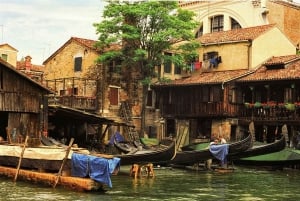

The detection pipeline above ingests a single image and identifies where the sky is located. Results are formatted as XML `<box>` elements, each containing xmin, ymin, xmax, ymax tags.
<box><xmin>1</xmin><ymin>0</ymin><xmax>300</xmax><ymax>65</ymax></box>
<box><xmin>0</xmin><ymin>0</ymin><xmax>106</xmax><ymax>65</ymax></box>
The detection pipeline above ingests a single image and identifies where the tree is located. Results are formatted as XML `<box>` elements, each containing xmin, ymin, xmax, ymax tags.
<box><xmin>93</xmin><ymin>0</ymin><xmax>200</xmax><ymax>136</ymax></box>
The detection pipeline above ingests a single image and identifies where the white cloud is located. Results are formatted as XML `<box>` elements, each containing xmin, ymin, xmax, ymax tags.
<box><xmin>0</xmin><ymin>0</ymin><xmax>106</xmax><ymax>65</ymax></box>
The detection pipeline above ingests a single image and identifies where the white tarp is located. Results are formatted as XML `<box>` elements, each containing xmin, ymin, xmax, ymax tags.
<box><xmin>0</xmin><ymin>145</ymin><xmax>89</xmax><ymax>160</ymax></box>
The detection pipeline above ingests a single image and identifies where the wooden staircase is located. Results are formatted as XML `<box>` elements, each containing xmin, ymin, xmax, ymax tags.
<box><xmin>119</xmin><ymin>101</ymin><xmax>139</xmax><ymax>141</ymax></box>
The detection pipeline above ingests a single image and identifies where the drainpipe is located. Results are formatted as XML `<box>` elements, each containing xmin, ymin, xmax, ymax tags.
<box><xmin>248</xmin><ymin>39</ymin><xmax>252</xmax><ymax>69</ymax></box>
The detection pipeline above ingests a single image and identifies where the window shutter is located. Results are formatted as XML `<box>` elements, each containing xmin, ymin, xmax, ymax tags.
<box><xmin>74</xmin><ymin>57</ymin><xmax>82</xmax><ymax>72</ymax></box>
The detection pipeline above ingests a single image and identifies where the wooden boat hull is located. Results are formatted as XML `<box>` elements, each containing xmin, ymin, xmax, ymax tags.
<box><xmin>235</xmin><ymin>148</ymin><xmax>300</xmax><ymax>166</ymax></box>
<box><xmin>170</xmin><ymin>133</ymin><xmax>252</xmax><ymax>165</ymax></box>
<box><xmin>0</xmin><ymin>144</ymin><xmax>120</xmax><ymax>190</ymax></box>
<box><xmin>115</xmin><ymin>138</ymin><xmax>176</xmax><ymax>165</ymax></box>
<box><xmin>0</xmin><ymin>165</ymin><xmax>102</xmax><ymax>191</ymax></box>
<box><xmin>231</xmin><ymin>135</ymin><xmax>286</xmax><ymax>160</ymax></box>
<box><xmin>0</xmin><ymin>156</ymin><xmax>71</xmax><ymax>172</ymax></box>
<box><xmin>114</xmin><ymin>141</ymin><xmax>138</xmax><ymax>154</ymax></box>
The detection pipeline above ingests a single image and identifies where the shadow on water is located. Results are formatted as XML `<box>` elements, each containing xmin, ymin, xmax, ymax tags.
<box><xmin>0</xmin><ymin>166</ymin><xmax>300</xmax><ymax>201</ymax></box>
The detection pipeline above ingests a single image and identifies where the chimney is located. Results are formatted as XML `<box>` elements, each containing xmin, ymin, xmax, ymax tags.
<box><xmin>25</xmin><ymin>55</ymin><xmax>32</xmax><ymax>70</ymax></box>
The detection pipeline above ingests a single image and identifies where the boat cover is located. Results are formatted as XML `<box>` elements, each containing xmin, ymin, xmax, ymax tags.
<box><xmin>0</xmin><ymin>145</ymin><xmax>84</xmax><ymax>160</ymax></box>
<box><xmin>209</xmin><ymin>144</ymin><xmax>229</xmax><ymax>165</ymax></box>
<box><xmin>108</xmin><ymin>131</ymin><xmax>125</xmax><ymax>145</ymax></box>
<box><xmin>71</xmin><ymin>153</ymin><xmax>120</xmax><ymax>188</ymax></box>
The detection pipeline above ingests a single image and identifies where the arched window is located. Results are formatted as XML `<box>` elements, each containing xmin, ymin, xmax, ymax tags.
<box><xmin>211</xmin><ymin>15</ymin><xmax>223</xmax><ymax>32</ymax></box>
<box><xmin>195</xmin><ymin>25</ymin><xmax>203</xmax><ymax>38</ymax></box>
<box><xmin>230</xmin><ymin>17</ymin><xmax>242</xmax><ymax>30</ymax></box>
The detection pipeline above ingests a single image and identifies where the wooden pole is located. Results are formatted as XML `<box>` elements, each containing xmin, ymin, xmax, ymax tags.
<box><xmin>14</xmin><ymin>135</ymin><xmax>29</xmax><ymax>182</ymax></box>
<box><xmin>53</xmin><ymin>138</ymin><xmax>74</xmax><ymax>188</ymax></box>
<box><xmin>6</xmin><ymin>127</ymin><xmax>11</xmax><ymax>144</ymax></box>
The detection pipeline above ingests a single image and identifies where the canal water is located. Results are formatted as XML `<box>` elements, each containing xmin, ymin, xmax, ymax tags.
<box><xmin>0</xmin><ymin>165</ymin><xmax>299</xmax><ymax>201</ymax></box>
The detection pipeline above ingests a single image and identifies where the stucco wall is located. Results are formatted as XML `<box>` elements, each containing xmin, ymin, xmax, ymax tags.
<box><xmin>198</xmin><ymin>42</ymin><xmax>249</xmax><ymax>71</ymax></box>
<box><xmin>181</xmin><ymin>0</ymin><xmax>268</xmax><ymax>34</ymax></box>
<box><xmin>0</xmin><ymin>44</ymin><xmax>18</xmax><ymax>67</ymax></box>
<box><xmin>251</xmin><ymin>27</ymin><xmax>296</xmax><ymax>68</ymax></box>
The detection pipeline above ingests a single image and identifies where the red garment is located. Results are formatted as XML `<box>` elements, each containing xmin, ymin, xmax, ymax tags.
<box><xmin>194</xmin><ymin>61</ymin><xmax>202</xmax><ymax>70</ymax></box>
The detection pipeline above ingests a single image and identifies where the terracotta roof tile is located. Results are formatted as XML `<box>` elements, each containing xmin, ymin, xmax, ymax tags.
<box><xmin>157</xmin><ymin>69</ymin><xmax>250</xmax><ymax>86</ymax></box>
<box><xmin>264</xmin><ymin>55</ymin><xmax>300</xmax><ymax>65</ymax></box>
<box><xmin>72</xmin><ymin>37</ymin><xmax>98</xmax><ymax>50</ymax></box>
<box><xmin>17</xmin><ymin>61</ymin><xmax>44</xmax><ymax>72</ymax></box>
<box><xmin>199</xmin><ymin>24</ymin><xmax>276</xmax><ymax>45</ymax></box>
<box><xmin>238</xmin><ymin>55</ymin><xmax>300</xmax><ymax>82</ymax></box>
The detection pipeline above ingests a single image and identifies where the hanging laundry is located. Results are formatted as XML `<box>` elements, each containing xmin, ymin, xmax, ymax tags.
<box><xmin>194</xmin><ymin>61</ymin><xmax>202</xmax><ymax>70</ymax></box>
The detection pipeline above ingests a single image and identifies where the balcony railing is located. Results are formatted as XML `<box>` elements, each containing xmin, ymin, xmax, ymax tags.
<box><xmin>239</xmin><ymin>102</ymin><xmax>300</xmax><ymax>121</ymax></box>
<box><xmin>48</xmin><ymin>95</ymin><xmax>97</xmax><ymax>111</ymax></box>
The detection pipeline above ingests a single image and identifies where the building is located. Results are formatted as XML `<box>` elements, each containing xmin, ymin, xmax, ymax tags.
<box><xmin>153</xmin><ymin>24</ymin><xmax>298</xmax><ymax>146</ymax></box>
<box><xmin>0</xmin><ymin>43</ymin><xmax>18</xmax><ymax>67</ymax></box>
<box><xmin>179</xmin><ymin>0</ymin><xmax>300</xmax><ymax>46</ymax></box>
<box><xmin>43</xmin><ymin>37</ymin><xmax>139</xmax><ymax>145</ymax></box>
<box><xmin>0</xmin><ymin>58</ymin><xmax>51</xmax><ymax>145</ymax></box>
<box><xmin>16</xmin><ymin>55</ymin><xmax>44</xmax><ymax>83</ymax></box>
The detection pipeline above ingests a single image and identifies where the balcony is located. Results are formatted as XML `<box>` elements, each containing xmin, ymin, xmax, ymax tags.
<box><xmin>239</xmin><ymin>102</ymin><xmax>300</xmax><ymax>123</ymax></box>
<box><xmin>48</xmin><ymin>95</ymin><xmax>96</xmax><ymax>111</ymax></box>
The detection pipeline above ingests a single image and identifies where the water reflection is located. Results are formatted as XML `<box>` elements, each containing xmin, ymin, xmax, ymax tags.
<box><xmin>0</xmin><ymin>166</ymin><xmax>299</xmax><ymax>201</ymax></box>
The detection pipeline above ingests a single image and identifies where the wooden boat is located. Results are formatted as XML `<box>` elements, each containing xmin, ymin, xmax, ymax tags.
<box><xmin>0</xmin><ymin>165</ymin><xmax>102</xmax><ymax>191</ymax></box>
<box><xmin>140</xmin><ymin>138</ymin><xmax>160</xmax><ymax>146</ymax></box>
<box><xmin>170</xmin><ymin>133</ymin><xmax>252</xmax><ymax>165</ymax></box>
<box><xmin>234</xmin><ymin>147</ymin><xmax>300</xmax><ymax>167</ymax></box>
<box><xmin>230</xmin><ymin>134</ymin><xmax>286</xmax><ymax>160</ymax></box>
<box><xmin>0</xmin><ymin>140</ymin><xmax>121</xmax><ymax>191</ymax></box>
<box><xmin>213</xmin><ymin>167</ymin><xmax>235</xmax><ymax>173</ymax></box>
<box><xmin>114</xmin><ymin>138</ymin><xmax>176</xmax><ymax>165</ymax></box>
<box><xmin>113</xmin><ymin>141</ymin><xmax>138</xmax><ymax>154</ymax></box>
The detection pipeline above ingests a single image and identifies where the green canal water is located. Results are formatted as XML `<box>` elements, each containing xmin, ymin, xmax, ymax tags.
<box><xmin>0</xmin><ymin>166</ymin><xmax>299</xmax><ymax>201</ymax></box>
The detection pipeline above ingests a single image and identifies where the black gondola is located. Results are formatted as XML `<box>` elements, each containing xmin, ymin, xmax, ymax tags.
<box><xmin>170</xmin><ymin>133</ymin><xmax>253</xmax><ymax>165</ymax></box>
<box><xmin>114</xmin><ymin>138</ymin><xmax>176</xmax><ymax>165</ymax></box>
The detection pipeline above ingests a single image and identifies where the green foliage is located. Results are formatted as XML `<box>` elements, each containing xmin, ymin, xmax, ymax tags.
<box><xmin>94</xmin><ymin>0</ymin><xmax>200</xmax><ymax>85</ymax></box>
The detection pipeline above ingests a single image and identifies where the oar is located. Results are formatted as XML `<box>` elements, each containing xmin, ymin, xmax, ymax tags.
<box><xmin>53</xmin><ymin>138</ymin><xmax>74</xmax><ymax>188</ymax></box>
<box><xmin>14</xmin><ymin>135</ymin><xmax>29</xmax><ymax>182</ymax></box>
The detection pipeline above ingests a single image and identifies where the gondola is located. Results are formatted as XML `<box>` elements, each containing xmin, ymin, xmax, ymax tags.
<box><xmin>114</xmin><ymin>138</ymin><xmax>176</xmax><ymax>165</ymax></box>
<box><xmin>170</xmin><ymin>133</ymin><xmax>253</xmax><ymax>165</ymax></box>
<box><xmin>113</xmin><ymin>141</ymin><xmax>138</xmax><ymax>154</ymax></box>
<box><xmin>234</xmin><ymin>147</ymin><xmax>300</xmax><ymax>167</ymax></box>
<box><xmin>230</xmin><ymin>134</ymin><xmax>286</xmax><ymax>160</ymax></box>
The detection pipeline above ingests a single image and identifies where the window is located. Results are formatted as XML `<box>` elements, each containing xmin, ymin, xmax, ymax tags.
<box><xmin>229</xmin><ymin>87</ymin><xmax>243</xmax><ymax>104</ymax></box>
<box><xmin>1</xmin><ymin>54</ymin><xmax>8</xmax><ymax>61</ymax></box>
<box><xmin>231</xmin><ymin>18</ymin><xmax>241</xmax><ymax>30</ymax></box>
<box><xmin>164</xmin><ymin>53</ymin><xmax>172</xmax><ymax>74</ymax></box>
<box><xmin>74</xmin><ymin>57</ymin><xmax>82</xmax><ymax>72</ymax></box>
<box><xmin>211</xmin><ymin>15</ymin><xmax>223</xmax><ymax>32</ymax></box>
<box><xmin>195</xmin><ymin>25</ymin><xmax>203</xmax><ymax>38</ymax></box>
<box><xmin>67</xmin><ymin>87</ymin><xmax>78</xmax><ymax>95</ymax></box>
<box><xmin>203</xmin><ymin>51</ymin><xmax>221</xmax><ymax>68</ymax></box>
<box><xmin>174</xmin><ymin>63</ymin><xmax>181</xmax><ymax>74</ymax></box>
<box><xmin>202</xmin><ymin>87</ymin><xmax>209</xmax><ymax>102</ymax></box>
<box><xmin>147</xmin><ymin>90</ymin><xmax>154</xmax><ymax>107</ymax></box>
<box><xmin>284</xmin><ymin>88</ymin><xmax>293</xmax><ymax>103</ymax></box>
<box><xmin>108</xmin><ymin>59</ymin><xmax>122</xmax><ymax>73</ymax></box>
<box><xmin>0</xmin><ymin>68</ymin><xmax>3</xmax><ymax>89</ymax></box>
<box><xmin>109</xmin><ymin>87</ymin><xmax>119</xmax><ymax>106</ymax></box>
<box><xmin>211</xmin><ymin>86</ymin><xmax>222</xmax><ymax>102</ymax></box>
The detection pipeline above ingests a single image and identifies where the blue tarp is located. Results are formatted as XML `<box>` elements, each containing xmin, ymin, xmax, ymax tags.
<box><xmin>71</xmin><ymin>153</ymin><xmax>120</xmax><ymax>188</ymax></box>
<box><xmin>209</xmin><ymin>144</ymin><xmax>229</xmax><ymax>165</ymax></box>
<box><xmin>108</xmin><ymin>131</ymin><xmax>125</xmax><ymax>145</ymax></box>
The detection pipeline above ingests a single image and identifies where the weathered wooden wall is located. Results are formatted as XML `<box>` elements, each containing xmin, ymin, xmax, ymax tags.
<box><xmin>0</xmin><ymin>61</ymin><xmax>49</xmax><ymax>141</ymax></box>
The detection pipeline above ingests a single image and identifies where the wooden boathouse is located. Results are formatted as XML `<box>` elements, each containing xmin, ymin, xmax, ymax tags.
<box><xmin>0</xmin><ymin>58</ymin><xmax>52</xmax><ymax>144</ymax></box>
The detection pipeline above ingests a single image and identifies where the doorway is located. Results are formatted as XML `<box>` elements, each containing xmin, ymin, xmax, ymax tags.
<box><xmin>0</xmin><ymin>112</ymin><xmax>8</xmax><ymax>140</ymax></box>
